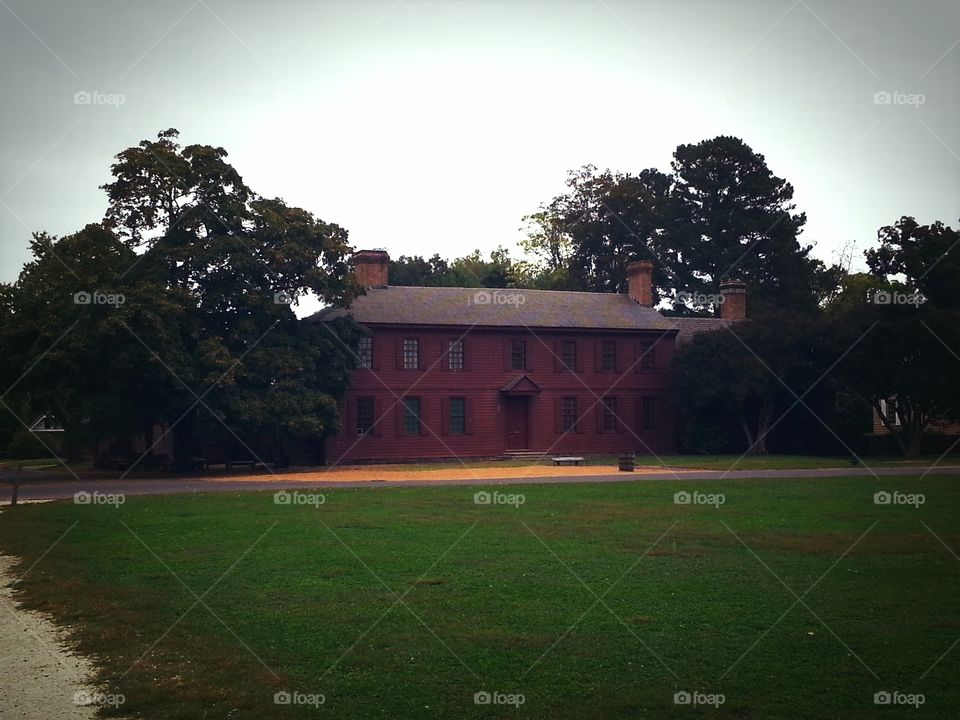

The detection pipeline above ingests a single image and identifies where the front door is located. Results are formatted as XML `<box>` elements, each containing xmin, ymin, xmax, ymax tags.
<box><xmin>505</xmin><ymin>397</ymin><xmax>529</xmax><ymax>450</ymax></box>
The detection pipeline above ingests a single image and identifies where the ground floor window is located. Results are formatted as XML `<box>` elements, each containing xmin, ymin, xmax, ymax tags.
<box><xmin>562</xmin><ymin>397</ymin><xmax>578</xmax><ymax>432</ymax></box>
<box><xmin>602</xmin><ymin>397</ymin><xmax>617</xmax><ymax>432</ymax></box>
<box><xmin>356</xmin><ymin>397</ymin><xmax>374</xmax><ymax>435</ymax></box>
<box><xmin>449</xmin><ymin>397</ymin><xmax>466</xmax><ymax>434</ymax></box>
<box><xmin>403</xmin><ymin>397</ymin><xmax>421</xmax><ymax>435</ymax></box>
<box><xmin>641</xmin><ymin>396</ymin><xmax>655</xmax><ymax>431</ymax></box>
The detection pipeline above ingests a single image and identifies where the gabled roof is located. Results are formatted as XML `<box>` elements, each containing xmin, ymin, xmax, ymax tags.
<box><xmin>500</xmin><ymin>374</ymin><xmax>541</xmax><ymax>395</ymax></box>
<box><xmin>310</xmin><ymin>286</ymin><xmax>678</xmax><ymax>332</ymax></box>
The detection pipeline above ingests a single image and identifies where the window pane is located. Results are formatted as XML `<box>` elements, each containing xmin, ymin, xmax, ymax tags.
<box><xmin>602</xmin><ymin>340</ymin><xmax>616</xmax><ymax>371</ymax></box>
<box><xmin>642</xmin><ymin>396</ymin><xmax>655</xmax><ymax>431</ymax></box>
<box><xmin>640</xmin><ymin>342</ymin><xmax>655</xmax><ymax>370</ymax></box>
<box><xmin>561</xmin><ymin>341</ymin><xmax>576</xmax><ymax>371</ymax></box>
<box><xmin>602</xmin><ymin>397</ymin><xmax>617</xmax><ymax>432</ymax></box>
<box><xmin>450</xmin><ymin>397</ymin><xmax>466</xmax><ymax>434</ymax></box>
<box><xmin>511</xmin><ymin>340</ymin><xmax>526</xmax><ymax>370</ymax></box>
<box><xmin>358</xmin><ymin>337</ymin><xmax>373</xmax><ymax>368</ymax></box>
<box><xmin>403</xmin><ymin>339</ymin><xmax>419</xmax><ymax>369</ymax></box>
<box><xmin>448</xmin><ymin>340</ymin><xmax>464</xmax><ymax>370</ymax></box>
<box><xmin>404</xmin><ymin>397</ymin><xmax>420</xmax><ymax>435</ymax></box>
<box><xmin>357</xmin><ymin>397</ymin><xmax>374</xmax><ymax>435</ymax></box>
<box><xmin>562</xmin><ymin>397</ymin><xmax>577</xmax><ymax>432</ymax></box>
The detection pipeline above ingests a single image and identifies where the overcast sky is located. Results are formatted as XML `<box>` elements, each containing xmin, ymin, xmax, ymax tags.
<box><xmin>2</xmin><ymin>0</ymin><xmax>958</xmax><ymax>299</ymax></box>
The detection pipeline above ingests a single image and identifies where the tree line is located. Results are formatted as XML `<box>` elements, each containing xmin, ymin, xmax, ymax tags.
<box><xmin>392</xmin><ymin>137</ymin><xmax>960</xmax><ymax>457</ymax></box>
<box><xmin>1</xmin><ymin>130</ymin><xmax>957</xmax><ymax>463</ymax></box>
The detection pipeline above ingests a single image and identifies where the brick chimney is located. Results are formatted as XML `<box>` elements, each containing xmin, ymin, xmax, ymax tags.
<box><xmin>626</xmin><ymin>260</ymin><xmax>654</xmax><ymax>307</ymax></box>
<box><xmin>352</xmin><ymin>250</ymin><xmax>390</xmax><ymax>288</ymax></box>
<box><xmin>719</xmin><ymin>280</ymin><xmax>747</xmax><ymax>320</ymax></box>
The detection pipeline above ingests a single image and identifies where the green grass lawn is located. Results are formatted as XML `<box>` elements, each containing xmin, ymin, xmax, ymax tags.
<box><xmin>1</xmin><ymin>477</ymin><xmax>959</xmax><ymax>719</ymax></box>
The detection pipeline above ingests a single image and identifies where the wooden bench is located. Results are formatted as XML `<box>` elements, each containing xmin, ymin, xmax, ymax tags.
<box><xmin>225</xmin><ymin>458</ymin><xmax>259</xmax><ymax>469</ymax></box>
<box><xmin>552</xmin><ymin>456</ymin><xmax>585</xmax><ymax>466</ymax></box>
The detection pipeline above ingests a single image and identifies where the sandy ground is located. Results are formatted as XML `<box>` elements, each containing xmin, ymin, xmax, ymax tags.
<box><xmin>206</xmin><ymin>463</ymin><xmax>692</xmax><ymax>483</ymax></box>
<box><xmin>0</xmin><ymin>555</ymin><xmax>108</xmax><ymax>720</ymax></box>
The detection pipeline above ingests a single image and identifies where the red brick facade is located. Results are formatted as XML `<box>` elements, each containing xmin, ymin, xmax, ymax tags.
<box><xmin>325</xmin><ymin>325</ymin><xmax>678</xmax><ymax>464</ymax></box>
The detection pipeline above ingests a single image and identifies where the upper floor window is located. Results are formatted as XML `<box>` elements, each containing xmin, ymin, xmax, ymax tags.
<box><xmin>403</xmin><ymin>397</ymin><xmax>421</xmax><ymax>435</ymax></box>
<box><xmin>403</xmin><ymin>338</ymin><xmax>419</xmax><ymax>369</ymax></box>
<box><xmin>639</xmin><ymin>341</ymin><xmax>655</xmax><ymax>371</ymax></box>
<box><xmin>511</xmin><ymin>340</ymin><xmax>527</xmax><ymax>371</ymax></box>
<box><xmin>357</xmin><ymin>337</ymin><xmax>373</xmax><ymax>368</ymax></box>
<box><xmin>356</xmin><ymin>397</ymin><xmax>374</xmax><ymax>435</ymax></box>
<box><xmin>602</xmin><ymin>397</ymin><xmax>617</xmax><ymax>432</ymax></box>
<box><xmin>560</xmin><ymin>340</ymin><xmax>576</xmax><ymax>371</ymax></box>
<box><xmin>601</xmin><ymin>340</ymin><xmax>616</xmax><ymax>372</ymax></box>
<box><xmin>448</xmin><ymin>339</ymin><xmax>464</xmax><ymax>370</ymax></box>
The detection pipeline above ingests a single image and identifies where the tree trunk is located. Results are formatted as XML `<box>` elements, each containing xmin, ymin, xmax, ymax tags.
<box><xmin>173</xmin><ymin>412</ymin><xmax>197</xmax><ymax>471</ymax></box>
<box><xmin>904</xmin><ymin>413</ymin><xmax>927</xmax><ymax>458</ymax></box>
<box><xmin>874</xmin><ymin>400</ymin><xmax>908</xmax><ymax>455</ymax></box>
<box><xmin>739</xmin><ymin>412</ymin><xmax>756</xmax><ymax>453</ymax></box>
<box><xmin>751</xmin><ymin>398</ymin><xmax>775</xmax><ymax>455</ymax></box>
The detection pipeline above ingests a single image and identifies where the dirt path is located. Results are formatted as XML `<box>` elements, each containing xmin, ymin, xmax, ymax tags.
<box><xmin>208</xmin><ymin>463</ymin><xmax>683</xmax><ymax>483</ymax></box>
<box><xmin>0</xmin><ymin>555</ymin><xmax>108</xmax><ymax>719</ymax></box>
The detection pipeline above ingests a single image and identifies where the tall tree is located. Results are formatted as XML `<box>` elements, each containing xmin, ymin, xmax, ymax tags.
<box><xmin>389</xmin><ymin>254</ymin><xmax>451</xmax><ymax>286</ymax></box>
<box><xmin>866</xmin><ymin>216</ymin><xmax>960</xmax><ymax>310</ymax></box>
<box><xmin>543</xmin><ymin>166</ymin><xmax>675</xmax><ymax>297</ymax></box>
<box><xmin>673</xmin><ymin>314</ymin><xmax>826</xmax><ymax>454</ymax></box>
<box><xmin>830</xmin><ymin>303</ymin><xmax>960</xmax><ymax>457</ymax></box>
<box><xmin>669</xmin><ymin>136</ymin><xmax>821</xmax><ymax>315</ymax></box>
<box><xmin>830</xmin><ymin>217</ymin><xmax>960</xmax><ymax>456</ymax></box>
<box><xmin>3</xmin><ymin>129</ymin><xmax>361</xmax><ymax>467</ymax></box>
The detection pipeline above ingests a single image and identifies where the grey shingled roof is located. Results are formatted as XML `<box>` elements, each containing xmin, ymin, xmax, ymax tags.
<box><xmin>670</xmin><ymin>317</ymin><xmax>734</xmax><ymax>345</ymax></box>
<box><xmin>310</xmin><ymin>286</ymin><xmax>678</xmax><ymax>332</ymax></box>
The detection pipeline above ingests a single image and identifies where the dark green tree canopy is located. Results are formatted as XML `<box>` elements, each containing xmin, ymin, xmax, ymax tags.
<box><xmin>866</xmin><ymin>216</ymin><xmax>960</xmax><ymax>310</ymax></box>
<box><xmin>2</xmin><ymin>130</ymin><xmax>362</xmax><ymax>466</ymax></box>
<box><xmin>523</xmin><ymin>137</ymin><xmax>831</xmax><ymax>315</ymax></box>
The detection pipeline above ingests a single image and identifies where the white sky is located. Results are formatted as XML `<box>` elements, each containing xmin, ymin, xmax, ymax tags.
<box><xmin>1</xmin><ymin>0</ymin><xmax>958</xmax><ymax>319</ymax></box>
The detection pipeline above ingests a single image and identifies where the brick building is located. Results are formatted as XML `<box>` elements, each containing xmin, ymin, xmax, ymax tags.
<box><xmin>313</xmin><ymin>250</ymin><xmax>744</xmax><ymax>464</ymax></box>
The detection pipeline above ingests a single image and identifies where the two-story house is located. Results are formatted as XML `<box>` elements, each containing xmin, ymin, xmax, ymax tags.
<box><xmin>312</xmin><ymin>250</ymin><xmax>745</xmax><ymax>464</ymax></box>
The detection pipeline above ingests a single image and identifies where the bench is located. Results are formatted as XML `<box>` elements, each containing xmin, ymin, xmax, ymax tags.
<box><xmin>552</xmin><ymin>456</ymin><xmax>585</xmax><ymax>466</ymax></box>
<box><xmin>225</xmin><ymin>458</ymin><xmax>259</xmax><ymax>469</ymax></box>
